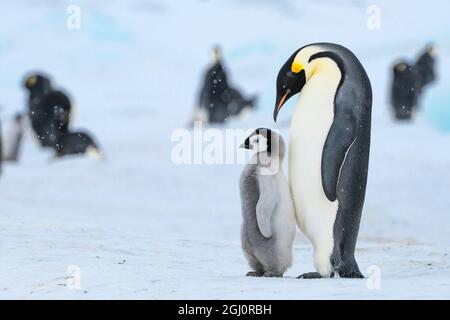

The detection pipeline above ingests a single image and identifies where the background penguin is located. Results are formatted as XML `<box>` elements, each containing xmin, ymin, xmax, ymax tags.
<box><xmin>55</xmin><ymin>130</ymin><xmax>101</xmax><ymax>158</ymax></box>
<box><xmin>23</xmin><ymin>73</ymin><xmax>72</xmax><ymax>148</ymax></box>
<box><xmin>194</xmin><ymin>46</ymin><xmax>257</xmax><ymax>124</ymax></box>
<box><xmin>239</xmin><ymin>128</ymin><xmax>296</xmax><ymax>277</ymax></box>
<box><xmin>225</xmin><ymin>87</ymin><xmax>257</xmax><ymax>118</ymax></box>
<box><xmin>415</xmin><ymin>44</ymin><xmax>437</xmax><ymax>92</ymax></box>
<box><xmin>2</xmin><ymin>113</ymin><xmax>24</xmax><ymax>162</ymax></box>
<box><xmin>274</xmin><ymin>43</ymin><xmax>372</xmax><ymax>279</ymax></box>
<box><xmin>198</xmin><ymin>47</ymin><xmax>229</xmax><ymax>123</ymax></box>
<box><xmin>390</xmin><ymin>61</ymin><xmax>420</xmax><ymax>120</ymax></box>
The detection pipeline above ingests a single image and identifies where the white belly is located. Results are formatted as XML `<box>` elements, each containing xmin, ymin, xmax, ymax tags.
<box><xmin>288</xmin><ymin>71</ymin><xmax>340</xmax><ymax>275</ymax></box>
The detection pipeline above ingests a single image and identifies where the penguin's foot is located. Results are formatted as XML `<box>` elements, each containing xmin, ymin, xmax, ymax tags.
<box><xmin>297</xmin><ymin>272</ymin><xmax>335</xmax><ymax>279</ymax></box>
<box><xmin>338</xmin><ymin>268</ymin><xmax>364</xmax><ymax>278</ymax></box>
<box><xmin>246</xmin><ymin>271</ymin><xmax>264</xmax><ymax>277</ymax></box>
<box><xmin>297</xmin><ymin>272</ymin><xmax>322</xmax><ymax>279</ymax></box>
<box><xmin>263</xmin><ymin>272</ymin><xmax>282</xmax><ymax>278</ymax></box>
<box><xmin>338</xmin><ymin>259</ymin><xmax>364</xmax><ymax>278</ymax></box>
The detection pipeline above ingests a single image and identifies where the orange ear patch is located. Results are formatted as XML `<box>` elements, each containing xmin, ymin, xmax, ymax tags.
<box><xmin>291</xmin><ymin>61</ymin><xmax>304</xmax><ymax>73</ymax></box>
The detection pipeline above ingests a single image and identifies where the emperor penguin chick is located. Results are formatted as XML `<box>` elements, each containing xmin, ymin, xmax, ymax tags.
<box><xmin>239</xmin><ymin>128</ymin><xmax>296</xmax><ymax>277</ymax></box>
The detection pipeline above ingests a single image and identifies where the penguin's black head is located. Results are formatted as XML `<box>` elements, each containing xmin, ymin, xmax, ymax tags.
<box><xmin>23</xmin><ymin>73</ymin><xmax>52</xmax><ymax>94</ymax></box>
<box><xmin>393</xmin><ymin>61</ymin><xmax>410</xmax><ymax>76</ymax></box>
<box><xmin>274</xmin><ymin>50</ymin><xmax>306</xmax><ymax>122</ymax></box>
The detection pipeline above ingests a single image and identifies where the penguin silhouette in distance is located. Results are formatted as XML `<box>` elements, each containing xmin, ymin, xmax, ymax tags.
<box><xmin>195</xmin><ymin>46</ymin><xmax>257</xmax><ymax>124</ymax></box>
<box><xmin>23</xmin><ymin>73</ymin><xmax>72</xmax><ymax>148</ymax></box>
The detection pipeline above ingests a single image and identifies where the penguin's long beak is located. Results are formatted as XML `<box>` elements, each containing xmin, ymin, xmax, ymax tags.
<box><xmin>274</xmin><ymin>90</ymin><xmax>290</xmax><ymax>122</ymax></box>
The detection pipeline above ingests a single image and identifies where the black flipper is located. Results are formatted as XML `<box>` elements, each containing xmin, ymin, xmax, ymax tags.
<box><xmin>321</xmin><ymin>111</ymin><xmax>356</xmax><ymax>202</ymax></box>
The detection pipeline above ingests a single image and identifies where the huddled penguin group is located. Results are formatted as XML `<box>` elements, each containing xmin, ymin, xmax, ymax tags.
<box><xmin>0</xmin><ymin>73</ymin><xmax>102</xmax><ymax>175</ymax></box>
<box><xmin>193</xmin><ymin>46</ymin><xmax>257</xmax><ymax>124</ymax></box>
<box><xmin>240</xmin><ymin>43</ymin><xmax>372</xmax><ymax>279</ymax></box>
<box><xmin>390</xmin><ymin>45</ymin><xmax>436</xmax><ymax>120</ymax></box>
<box><xmin>23</xmin><ymin>73</ymin><xmax>101</xmax><ymax>158</ymax></box>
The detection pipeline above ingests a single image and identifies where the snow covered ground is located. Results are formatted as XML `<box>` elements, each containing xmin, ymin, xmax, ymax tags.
<box><xmin>0</xmin><ymin>0</ymin><xmax>449</xmax><ymax>299</ymax></box>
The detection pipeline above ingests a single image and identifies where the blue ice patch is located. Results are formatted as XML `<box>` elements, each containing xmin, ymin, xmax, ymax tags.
<box><xmin>0</xmin><ymin>34</ymin><xmax>13</xmax><ymax>56</ymax></box>
<box><xmin>88</xmin><ymin>11</ymin><xmax>132</xmax><ymax>44</ymax></box>
<box><xmin>424</xmin><ymin>87</ymin><xmax>450</xmax><ymax>133</ymax></box>
<box><xmin>228</xmin><ymin>42</ymin><xmax>275</xmax><ymax>61</ymax></box>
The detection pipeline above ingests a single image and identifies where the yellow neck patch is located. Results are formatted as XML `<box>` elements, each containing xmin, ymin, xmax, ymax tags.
<box><xmin>291</xmin><ymin>61</ymin><xmax>304</xmax><ymax>73</ymax></box>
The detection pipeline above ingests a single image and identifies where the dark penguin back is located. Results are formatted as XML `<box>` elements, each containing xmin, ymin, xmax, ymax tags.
<box><xmin>56</xmin><ymin>131</ymin><xmax>98</xmax><ymax>157</ymax></box>
<box><xmin>390</xmin><ymin>62</ymin><xmax>419</xmax><ymax>120</ymax></box>
<box><xmin>225</xmin><ymin>87</ymin><xmax>257</xmax><ymax>116</ymax></box>
<box><xmin>199</xmin><ymin>62</ymin><xmax>230</xmax><ymax>123</ymax></box>
<box><xmin>28</xmin><ymin>79</ymin><xmax>72</xmax><ymax>147</ymax></box>
<box><xmin>415</xmin><ymin>51</ymin><xmax>436</xmax><ymax>91</ymax></box>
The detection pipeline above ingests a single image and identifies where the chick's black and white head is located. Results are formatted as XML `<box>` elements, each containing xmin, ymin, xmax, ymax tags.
<box><xmin>240</xmin><ymin>128</ymin><xmax>285</xmax><ymax>160</ymax></box>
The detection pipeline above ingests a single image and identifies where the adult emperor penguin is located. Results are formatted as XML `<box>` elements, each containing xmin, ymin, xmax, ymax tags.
<box><xmin>194</xmin><ymin>46</ymin><xmax>257</xmax><ymax>124</ymax></box>
<box><xmin>273</xmin><ymin>43</ymin><xmax>372</xmax><ymax>278</ymax></box>
<box><xmin>24</xmin><ymin>73</ymin><xmax>72</xmax><ymax>148</ymax></box>
<box><xmin>390</xmin><ymin>61</ymin><xmax>419</xmax><ymax>120</ymax></box>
